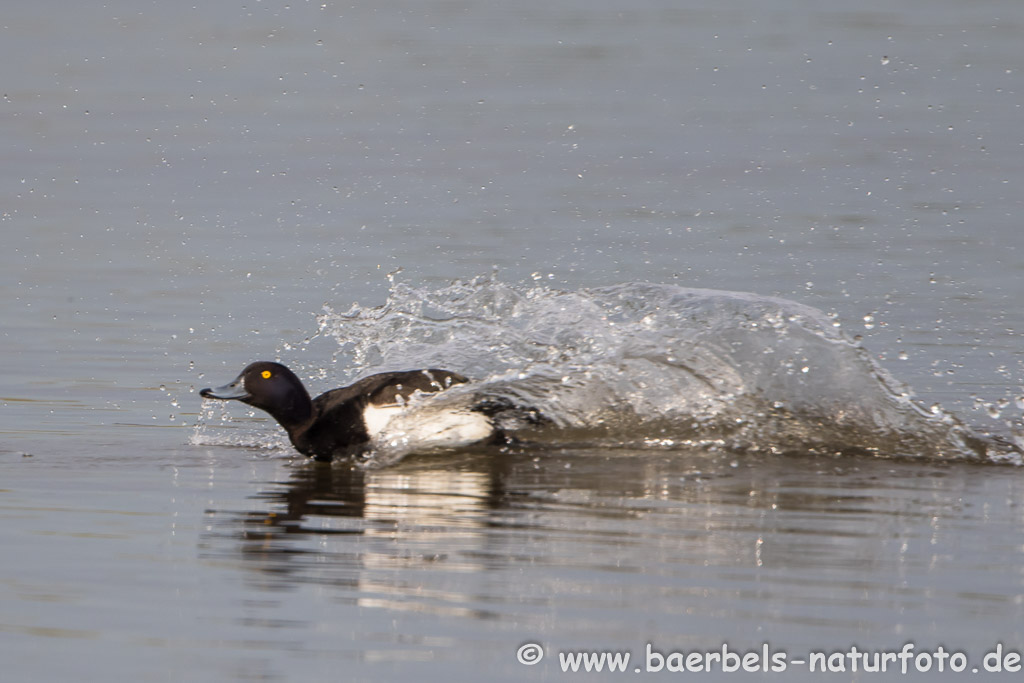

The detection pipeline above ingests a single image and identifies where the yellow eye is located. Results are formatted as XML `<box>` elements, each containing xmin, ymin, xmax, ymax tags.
<box><xmin>261</xmin><ymin>370</ymin><xmax>272</xmax><ymax>379</ymax></box>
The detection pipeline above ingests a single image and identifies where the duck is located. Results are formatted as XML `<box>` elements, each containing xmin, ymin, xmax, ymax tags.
<box><xmin>199</xmin><ymin>361</ymin><xmax>498</xmax><ymax>462</ymax></box>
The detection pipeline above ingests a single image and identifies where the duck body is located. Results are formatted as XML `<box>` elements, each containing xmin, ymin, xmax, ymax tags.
<box><xmin>200</xmin><ymin>361</ymin><xmax>491</xmax><ymax>461</ymax></box>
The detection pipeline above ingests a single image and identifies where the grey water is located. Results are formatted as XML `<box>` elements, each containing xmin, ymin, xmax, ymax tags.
<box><xmin>3</xmin><ymin>1</ymin><xmax>1024</xmax><ymax>681</ymax></box>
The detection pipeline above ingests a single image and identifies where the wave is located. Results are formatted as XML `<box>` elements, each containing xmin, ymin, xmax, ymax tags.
<box><xmin>195</xmin><ymin>276</ymin><xmax>1023</xmax><ymax>466</ymax></box>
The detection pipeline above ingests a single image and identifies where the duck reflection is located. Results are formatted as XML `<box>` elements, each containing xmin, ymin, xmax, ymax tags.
<box><xmin>216</xmin><ymin>448</ymin><xmax>973</xmax><ymax>576</ymax></box>
<box><xmin>217</xmin><ymin>452</ymin><xmax>517</xmax><ymax>615</ymax></box>
<box><xmin>238</xmin><ymin>452</ymin><xmax>509</xmax><ymax>537</ymax></box>
<box><xmin>205</xmin><ymin>447</ymin><xmax>1024</xmax><ymax>630</ymax></box>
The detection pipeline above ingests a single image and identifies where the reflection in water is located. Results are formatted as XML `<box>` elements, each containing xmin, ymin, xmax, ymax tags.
<box><xmin>201</xmin><ymin>447</ymin><xmax>1024</xmax><ymax>654</ymax></box>
<box><xmin>207</xmin><ymin>453</ymin><xmax>513</xmax><ymax>620</ymax></box>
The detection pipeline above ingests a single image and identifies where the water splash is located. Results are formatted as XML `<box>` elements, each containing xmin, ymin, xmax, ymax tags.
<box><xmin>196</xmin><ymin>276</ymin><xmax>1023</xmax><ymax>465</ymax></box>
<box><xmin>191</xmin><ymin>393</ymin><xmax>289</xmax><ymax>453</ymax></box>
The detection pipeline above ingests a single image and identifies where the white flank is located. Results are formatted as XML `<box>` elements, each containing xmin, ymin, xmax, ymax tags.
<box><xmin>363</xmin><ymin>404</ymin><xmax>405</xmax><ymax>437</ymax></box>
<box><xmin>421</xmin><ymin>410</ymin><xmax>494</xmax><ymax>448</ymax></box>
<box><xmin>367</xmin><ymin>403</ymin><xmax>494</xmax><ymax>451</ymax></box>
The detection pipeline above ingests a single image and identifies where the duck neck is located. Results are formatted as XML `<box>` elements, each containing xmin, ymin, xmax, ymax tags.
<box><xmin>265</xmin><ymin>391</ymin><xmax>314</xmax><ymax>434</ymax></box>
